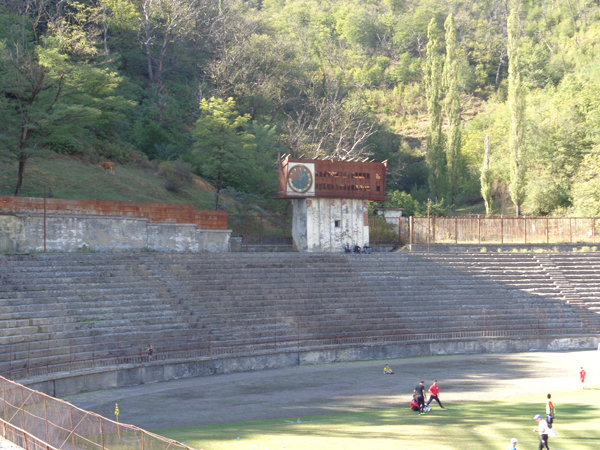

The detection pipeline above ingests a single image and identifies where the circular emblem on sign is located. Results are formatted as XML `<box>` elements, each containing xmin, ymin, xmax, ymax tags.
<box><xmin>287</xmin><ymin>165</ymin><xmax>313</xmax><ymax>194</ymax></box>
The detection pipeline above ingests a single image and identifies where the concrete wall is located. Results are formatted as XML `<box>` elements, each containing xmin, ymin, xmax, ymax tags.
<box><xmin>0</xmin><ymin>213</ymin><xmax>231</xmax><ymax>253</ymax></box>
<box><xmin>22</xmin><ymin>335</ymin><xmax>599</xmax><ymax>397</ymax></box>
<box><xmin>292</xmin><ymin>198</ymin><xmax>369</xmax><ymax>252</ymax></box>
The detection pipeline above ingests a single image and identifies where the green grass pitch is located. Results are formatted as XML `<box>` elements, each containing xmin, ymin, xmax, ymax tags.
<box><xmin>154</xmin><ymin>388</ymin><xmax>600</xmax><ymax>450</ymax></box>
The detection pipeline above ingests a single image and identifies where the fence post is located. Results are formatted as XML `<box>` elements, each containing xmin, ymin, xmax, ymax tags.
<box><xmin>427</xmin><ymin>200</ymin><xmax>431</xmax><ymax>252</ymax></box>
<box><xmin>68</xmin><ymin>406</ymin><xmax>76</xmax><ymax>450</ymax></box>
<box><xmin>43</xmin><ymin>397</ymin><xmax>49</xmax><ymax>445</ymax></box>
<box><xmin>245</xmin><ymin>204</ymin><xmax>249</xmax><ymax>253</ymax></box>
<box><xmin>398</xmin><ymin>217</ymin><xmax>401</xmax><ymax>245</ymax></box>
<box><xmin>455</xmin><ymin>217</ymin><xmax>458</xmax><ymax>244</ymax></box>
<box><xmin>1</xmin><ymin>378</ymin><xmax>6</xmax><ymax>423</ymax></box>
<box><xmin>100</xmin><ymin>416</ymin><xmax>104</xmax><ymax>450</ymax></box>
<box><xmin>478</xmin><ymin>217</ymin><xmax>481</xmax><ymax>244</ymax></box>
<box><xmin>20</xmin><ymin>386</ymin><xmax>26</xmax><ymax>432</ymax></box>
<box><xmin>546</xmin><ymin>217</ymin><xmax>549</xmax><ymax>244</ymax></box>
<box><xmin>501</xmin><ymin>217</ymin><xmax>504</xmax><ymax>245</ymax></box>
<box><xmin>409</xmin><ymin>216</ymin><xmax>413</xmax><ymax>245</ymax></box>
<box><xmin>593</xmin><ymin>218</ymin><xmax>596</xmax><ymax>244</ymax></box>
<box><xmin>570</xmin><ymin>217</ymin><xmax>572</xmax><ymax>243</ymax></box>
<box><xmin>524</xmin><ymin>216</ymin><xmax>527</xmax><ymax>244</ymax></box>
<box><xmin>43</xmin><ymin>185</ymin><xmax>47</xmax><ymax>253</ymax></box>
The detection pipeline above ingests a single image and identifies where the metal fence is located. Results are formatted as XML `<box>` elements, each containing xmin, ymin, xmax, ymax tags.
<box><xmin>227</xmin><ymin>209</ymin><xmax>292</xmax><ymax>246</ymax></box>
<box><xmin>0</xmin><ymin>377</ymin><xmax>194</xmax><ymax>450</ymax></box>
<box><xmin>225</xmin><ymin>210</ymin><xmax>600</xmax><ymax>247</ymax></box>
<box><xmin>368</xmin><ymin>216</ymin><xmax>410</xmax><ymax>244</ymax></box>
<box><xmin>407</xmin><ymin>216</ymin><xmax>600</xmax><ymax>245</ymax></box>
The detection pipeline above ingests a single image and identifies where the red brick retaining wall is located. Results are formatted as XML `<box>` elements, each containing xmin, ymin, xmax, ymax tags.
<box><xmin>0</xmin><ymin>196</ymin><xmax>227</xmax><ymax>230</ymax></box>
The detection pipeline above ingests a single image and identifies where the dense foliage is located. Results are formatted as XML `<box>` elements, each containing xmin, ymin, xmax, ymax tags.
<box><xmin>2</xmin><ymin>0</ymin><xmax>600</xmax><ymax>216</ymax></box>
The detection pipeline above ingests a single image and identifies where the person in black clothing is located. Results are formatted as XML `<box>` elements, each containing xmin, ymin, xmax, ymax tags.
<box><xmin>414</xmin><ymin>381</ymin><xmax>427</xmax><ymax>414</ymax></box>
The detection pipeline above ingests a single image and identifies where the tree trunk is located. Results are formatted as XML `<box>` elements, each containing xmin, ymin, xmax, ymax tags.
<box><xmin>146</xmin><ymin>45</ymin><xmax>154</xmax><ymax>81</ymax></box>
<box><xmin>14</xmin><ymin>155</ymin><xmax>28</xmax><ymax>196</ymax></box>
<box><xmin>214</xmin><ymin>174</ymin><xmax>223</xmax><ymax>210</ymax></box>
<box><xmin>213</xmin><ymin>188</ymin><xmax>220</xmax><ymax>211</ymax></box>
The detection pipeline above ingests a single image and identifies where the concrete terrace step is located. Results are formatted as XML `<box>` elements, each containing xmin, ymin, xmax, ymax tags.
<box><xmin>3</xmin><ymin>251</ymin><xmax>600</xmax><ymax>375</ymax></box>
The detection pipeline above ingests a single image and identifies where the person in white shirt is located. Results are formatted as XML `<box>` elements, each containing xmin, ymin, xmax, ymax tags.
<box><xmin>533</xmin><ymin>414</ymin><xmax>550</xmax><ymax>450</ymax></box>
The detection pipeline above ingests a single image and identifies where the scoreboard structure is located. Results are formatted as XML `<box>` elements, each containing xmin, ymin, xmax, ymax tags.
<box><xmin>277</xmin><ymin>157</ymin><xmax>387</xmax><ymax>252</ymax></box>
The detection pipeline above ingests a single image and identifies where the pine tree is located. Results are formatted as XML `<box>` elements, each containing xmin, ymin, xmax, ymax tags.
<box><xmin>424</xmin><ymin>18</ymin><xmax>446</xmax><ymax>201</ymax></box>
<box><xmin>444</xmin><ymin>14</ymin><xmax>461</xmax><ymax>210</ymax></box>
<box><xmin>507</xmin><ymin>0</ymin><xmax>526</xmax><ymax>216</ymax></box>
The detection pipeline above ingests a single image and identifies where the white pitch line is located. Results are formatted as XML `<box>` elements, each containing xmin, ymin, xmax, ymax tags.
<box><xmin>389</xmin><ymin>414</ymin><xmax>566</xmax><ymax>450</ymax></box>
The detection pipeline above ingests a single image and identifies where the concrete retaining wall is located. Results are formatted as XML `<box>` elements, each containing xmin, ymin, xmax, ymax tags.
<box><xmin>0</xmin><ymin>214</ymin><xmax>231</xmax><ymax>253</ymax></box>
<box><xmin>0</xmin><ymin>196</ymin><xmax>227</xmax><ymax>229</ymax></box>
<box><xmin>23</xmin><ymin>335</ymin><xmax>599</xmax><ymax>397</ymax></box>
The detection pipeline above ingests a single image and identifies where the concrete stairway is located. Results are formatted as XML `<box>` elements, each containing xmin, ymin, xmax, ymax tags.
<box><xmin>1</xmin><ymin>252</ymin><xmax>600</xmax><ymax>374</ymax></box>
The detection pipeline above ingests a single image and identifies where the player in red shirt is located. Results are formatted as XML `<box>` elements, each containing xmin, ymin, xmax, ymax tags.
<box><xmin>425</xmin><ymin>380</ymin><xmax>445</xmax><ymax>409</ymax></box>
<box><xmin>410</xmin><ymin>395</ymin><xmax>420</xmax><ymax>412</ymax></box>
<box><xmin>580</xmin><ymin>367</ymin><xmax>586</xmax><ymax>389</ymax></box>
<box><xmin>546</xmin><ymin>393</ymin><xmax>554</xmax><ymax>428</ymax></box>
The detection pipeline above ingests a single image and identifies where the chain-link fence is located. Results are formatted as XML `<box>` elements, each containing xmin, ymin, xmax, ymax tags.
<box><xmin>0</xmin><ymin>377</ymin><xmax>195</xmax><ymax>450</ymax></box>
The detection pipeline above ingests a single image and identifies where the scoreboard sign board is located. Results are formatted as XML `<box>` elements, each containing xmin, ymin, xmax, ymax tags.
<box><xmin>286</xmin><ymin>162</ymin><xmax>315</xmax><ymax>196</ymax></box>
<box><xmin>277</xmin><ymin>157</ymin><xmax>386</xmax><ymax>202</ymax></box>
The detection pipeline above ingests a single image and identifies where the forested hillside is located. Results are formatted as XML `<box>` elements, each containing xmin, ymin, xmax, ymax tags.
<box><xmin>1</xmin><ymin>0</ymin><xmax>600</xmax><ymax>216</ymax></box>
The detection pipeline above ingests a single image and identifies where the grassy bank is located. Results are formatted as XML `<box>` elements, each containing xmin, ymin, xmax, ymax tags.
<box><xmin>0</xmin><ymin>154</ymin><xmax>216</xmax><ymax>210</ymax></box>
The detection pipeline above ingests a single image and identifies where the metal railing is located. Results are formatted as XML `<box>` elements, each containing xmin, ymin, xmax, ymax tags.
<box><xmin>3</xmin><ymin>323</ymin><xmax>598</xmax><ymax>383</ymax></box>
<box><xmin>1</xmin><ymin>420</ymin><xmax>59</xmax><ymax>450</ymax></box>
<box><xmin>0</xmin><ymin>377</ymin><xmax>195</xmax><ymax>450</ymax></box>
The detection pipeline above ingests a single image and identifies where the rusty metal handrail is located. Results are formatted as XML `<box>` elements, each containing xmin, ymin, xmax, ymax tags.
<box><xmin>1</xmin><ymin>419</ymin><xmax>60</xmax><ymax>450</ymax></box>
<box><xmin>2</xmin><ymin>325</ymin><xmax>598</xmax><ymax>382</ymax></box>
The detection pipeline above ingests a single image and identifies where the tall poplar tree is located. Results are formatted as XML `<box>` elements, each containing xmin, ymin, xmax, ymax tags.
<box><xmin>481</xmin><ymin>135</ymin><xmax>493</xmax><ymax>216</ymax></box>
<box><xmin>424</xmin><ymin>18</ymin><xmax>445</xmax><ymax>201</ymax></box>
<box><xmin>443</xmin><ymin>14</ymin><xmax>461</xmax><ymax>210</ymax></box>
<box><xmin>507</xmin><ymin>0</ymin><xmax>526</xmax><ymax>216</ymax></box>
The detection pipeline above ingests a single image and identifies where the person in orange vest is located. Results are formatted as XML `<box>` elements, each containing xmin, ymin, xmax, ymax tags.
<box><xmin>580</xmin><ymin>367</ymin><xmax>586</xmax><ymax>389</ymax></box>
